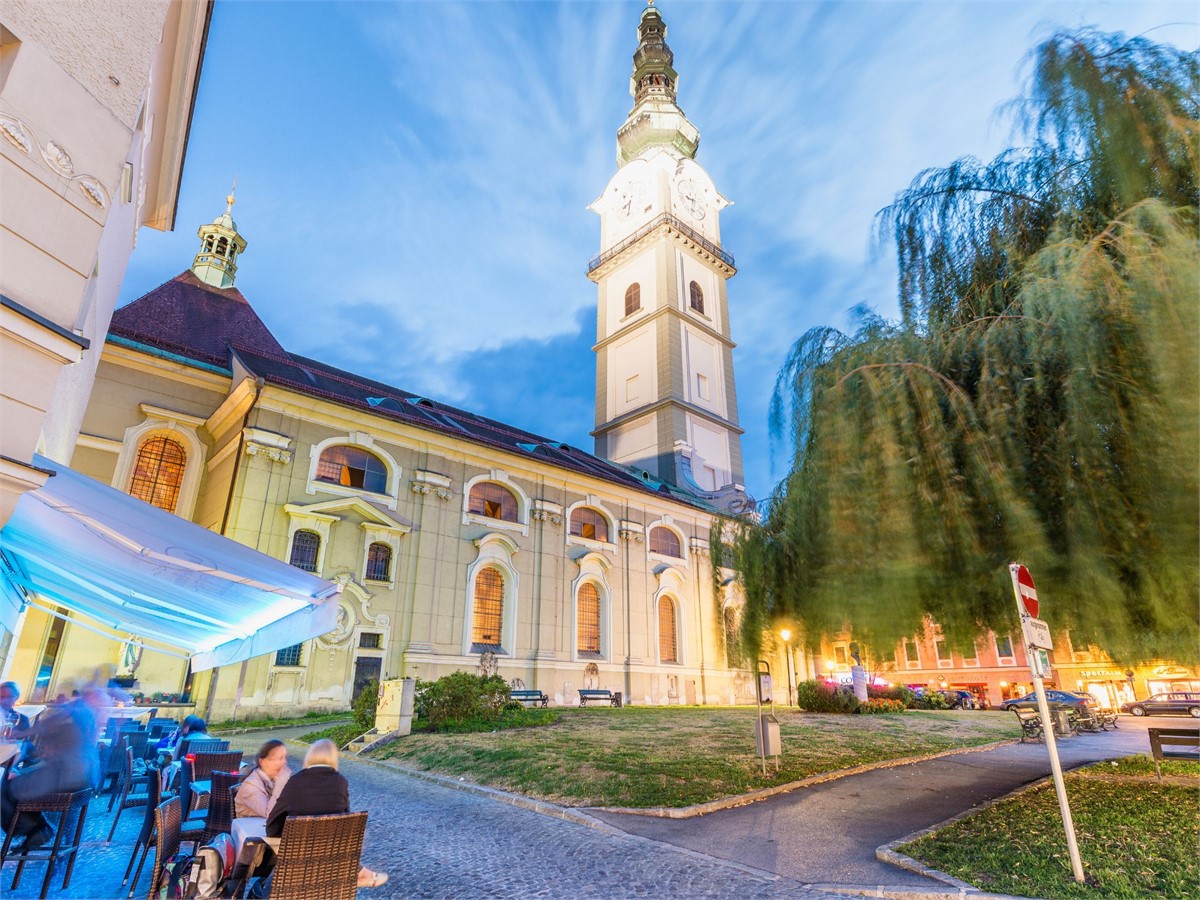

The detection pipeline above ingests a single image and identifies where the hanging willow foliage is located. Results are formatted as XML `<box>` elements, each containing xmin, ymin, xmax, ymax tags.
<box><xmin>719</xmin><ymin>29</ymin><xmax>1199</xmax><ymax>665</ymax></box>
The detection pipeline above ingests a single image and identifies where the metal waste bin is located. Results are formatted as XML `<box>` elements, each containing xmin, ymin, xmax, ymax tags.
<box><xmin>1052</xmin><ymin>708</ymin><xmax>1073</xmax><ymax>737</ymax></box>
<box><xmin>755</xmin><ymin>714</ymin><xmax>781</xmax><ymax>756</ymax></box>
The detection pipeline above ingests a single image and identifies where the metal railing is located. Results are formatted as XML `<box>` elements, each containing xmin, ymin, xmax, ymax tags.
<box><xmin>587</xmin><ymin>212</ymin><xmax>735</xmax><ymax>273</ymax></box>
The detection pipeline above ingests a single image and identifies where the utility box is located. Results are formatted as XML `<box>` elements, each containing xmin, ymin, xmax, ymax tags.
<box><xmin>375</xmin><ymin>677</ymin><xmax>415</xmax><ymax>736</ymax></box>
<box><xmin>755</xmin><ymin>714</ymin><xmax>781</xmax><ymax>757</ymax></box>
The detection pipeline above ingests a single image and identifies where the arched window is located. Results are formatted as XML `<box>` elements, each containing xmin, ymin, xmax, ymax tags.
<box><xmin>658</xmin><ymin>597</ymin><xmax>678</xmax><ymax>663</ymax></box>
<box><xmin>577</xmin><ymin>583</ymin><xmax>601</xmax><ymax>654</ymax></box>
<box><xmin>468</xmin><ymin>482</ymin><xmax>518</xmax><ymax>522</ymax></box>
<box><xmin>316</xmin><ymin>446</ymin><xmax>388</xmax><ymax>493</ymax></box>
<box><xmin>128</xmin><ymin>436</ymin><xmax>187</xmax><ymax>513</ymax></box>
<box><xmin>365</xmin><ymin>542</ymin><xmax>392</xmax><ymax>581</ymax></box>
<box><xmin>624</xmin><ymin>283</ymin><xmax>641</xmax><ymax>317</ymax></box>
<box><xmin>472</xmin><ymin>567</ymin><xmax>504</xmax><ymax>648</ymax></box>
<box><xmin>569</xmin><ymin>507</ymin><xmax>609</xmax><ymax>543</ymax></box>
<box><xmin>689</xmin><ymin>280</ymin><xmax>704</xmax><ymax>314</ymax></box>
<box><xmin>724</xmin><ymin>607</ymin><xmax>743</xmax><ymax>667</ymax></box>
<box><xmin>649</xmin><ymin>526</ymin><xmax>682</xmax><ymax>558</ymax></box>
<box><xmin>289</xmin><ymin>530</ymin><xmax>321</xmax><ymax>573</ymax></box>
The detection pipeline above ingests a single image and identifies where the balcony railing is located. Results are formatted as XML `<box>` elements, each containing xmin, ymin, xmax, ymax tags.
<box><xmin>587</xmin><ymin>212</ymin><xmax>735</xmax><ymax>273</ymax></box>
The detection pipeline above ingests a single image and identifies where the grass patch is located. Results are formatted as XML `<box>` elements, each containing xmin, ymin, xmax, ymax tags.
<box><xmin>899</xmin><ymin>755</ymin><xmax>1200</xmax><ymax>898</ymax></box>
<box><xmin>302</xmin><ymin>706</ymin><xmax>558</xmax><ymax>747</ymax></box>
<box><xmin>303</xmin><ymin>723</ymin><xmax>365</xmax><ymax>747</ymax></box>
<box><xmin>371</xmin><ymin>706</ymin><xmax>1015</xmax><ymax>808</ymax></box>
<box><xmin>209</xmin><ymin>710</ymin><xmax>350</xmax><ymax>733</ymax></box>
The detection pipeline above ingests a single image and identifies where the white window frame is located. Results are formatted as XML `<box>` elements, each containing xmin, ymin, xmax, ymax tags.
<box><xmin>646</xmin><ymin>516</ymin><xmax>689</xmax><ymax>567</ymax></box>
<box><xmin>112</xmin><ymin>405</ymin><xmax>207</xmax><ymax>520</ymax></box>
<box><xmin>462</xmin><ymin>470</ymin><xmax>530</xmax><ymax>535</ymax></box>
<box><xmin>463</xmin><ymin>533</ymin><xmax>520</xmax><ymax>656</ymax></box>
<box><xmin>571</xmin><ymin>552</ymin><xmax>612</xmax><ymax>661</ymax></box>
<box><xmin>306</xmin><ymin>432</ymin><xmax>401</xmax><ymax>509</ymax></box>
<box><xmin>565</xmin><ymin>497</ymin><xmax>618</xmax><ymax>554</ymax></box>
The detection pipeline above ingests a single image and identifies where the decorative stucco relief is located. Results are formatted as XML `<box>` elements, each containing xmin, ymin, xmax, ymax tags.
<box><xmin>0</xmin><ymin>113</ymin><xmax>109</xmax><ymax>209</ymax></box>
<box><xmin>0</xmin><ymin>114</ymin><xmax>32</xmax><ymax>154</ymax></box>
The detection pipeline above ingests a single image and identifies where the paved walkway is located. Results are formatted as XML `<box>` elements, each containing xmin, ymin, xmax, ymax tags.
<box><xmin>1</xmin><ymin>715</ymin><xmax>1169</xmax><ymax>898</ymax></box>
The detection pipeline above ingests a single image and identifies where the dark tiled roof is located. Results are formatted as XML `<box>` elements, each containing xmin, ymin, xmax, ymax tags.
<box><xmin>232</xmin><ymin>346</ymin><xmax>714</xmax><ymax>511</ymax></box>
<box><xmin>109</xmin><ymin>270</ymin><xmax>286</xmax><ymax>367</ymax></box>
<box><xmin>106</xmin><ymin>271</ymin><xmax>714</xmax><ymax>512</ymax></box>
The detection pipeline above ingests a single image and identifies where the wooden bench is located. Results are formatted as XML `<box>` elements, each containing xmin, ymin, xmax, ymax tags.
<box><xmin>578</xmin><ymin>689</ymin><xmax>621</xmax><ymax>708</ymax></box>
<box><xmin>1148</xmin><ymin>727</ymin><xmax>1200</xmax><ymax>781</ymax></box>
<box><xmin>510</xmin><ymin>689</ymin><xmax>549</xmax><ymax>708</ymax></box>
<box><xmin>1012</xmin><ymin>707</ymin><xmax>1044</xmax><ymax>742</ymax></box>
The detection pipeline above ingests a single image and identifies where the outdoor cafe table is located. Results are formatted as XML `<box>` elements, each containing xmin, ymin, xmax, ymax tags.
<box><xmin>0</xmin><ymin>740</ymin><xmax>21</xmax><ymax>768</ymax></box>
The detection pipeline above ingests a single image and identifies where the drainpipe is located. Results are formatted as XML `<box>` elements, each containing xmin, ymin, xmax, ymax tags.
<box><xmin>205</xmin><ymin>377</ymin><xmax>264</xmax><ymax>722</ymax></box>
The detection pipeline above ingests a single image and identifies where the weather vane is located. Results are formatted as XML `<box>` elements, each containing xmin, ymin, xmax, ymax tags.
<box><xmin>225</xmin><ymin>176</ymin><xmax>237</xmax><ymax>215</ymax></box>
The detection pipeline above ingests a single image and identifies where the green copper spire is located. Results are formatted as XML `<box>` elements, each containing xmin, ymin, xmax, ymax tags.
<box><xmin>616</xmin><ymin>3</ymin><xmax>699</xmax><ymax>166</ymax></box>
<box><xmin>191</xmin><ymin>180</ymin><xmax>248</xmax><ymax>288</ymax></box>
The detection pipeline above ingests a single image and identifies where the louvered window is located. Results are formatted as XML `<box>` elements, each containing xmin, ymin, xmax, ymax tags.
<box><xmin>624</xmin><ymin>283</ymin><xmax>641</xmax><ymax>316</ymax></box>
<box><xmin>689</xmin><ymin>280</ymin><xmax>704</xmax><ymax>314</ymax></box>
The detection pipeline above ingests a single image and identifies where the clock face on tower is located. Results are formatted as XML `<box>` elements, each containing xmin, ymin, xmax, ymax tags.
<box><xmin>616</xmin><ymin>180</ymin><xmax>646</xmax><ymax>221</ymax></box>
<box><xmin>674</xmin><ymin>178</ymin><xmax>705</xmax><ymax>221</ymax></box>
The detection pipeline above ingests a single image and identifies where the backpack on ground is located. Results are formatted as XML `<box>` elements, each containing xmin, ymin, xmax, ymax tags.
<box><xmin>156</xmin><ymin>851</ymin><xmax>195</xmax><ymax>900</ymax></box>
<box><xmin>186</xmin><ymin>832</ymin><xmax>237</xmax><ymax>899</ymax></box>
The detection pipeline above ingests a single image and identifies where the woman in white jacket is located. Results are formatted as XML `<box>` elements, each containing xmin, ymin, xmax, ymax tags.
<box><xmin>235</xmin><ymin>739</ymin><xmax>292</xmax><ymax>819</ymax></box>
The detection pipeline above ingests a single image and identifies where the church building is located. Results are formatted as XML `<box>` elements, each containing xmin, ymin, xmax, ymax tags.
<box><xmin>8</xmin><ymin>4</ymin><xmax>784</xmax><ymax>718</ymax></box>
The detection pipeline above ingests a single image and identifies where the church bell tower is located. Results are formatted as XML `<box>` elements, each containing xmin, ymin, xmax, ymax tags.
<box><xmin>589</xmin><ymin>3</ymin><xmax>750</xmax><ymax>513</ymax></box>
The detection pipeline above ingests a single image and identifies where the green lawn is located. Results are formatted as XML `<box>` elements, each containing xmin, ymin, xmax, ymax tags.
<box><xmin>369</xmin><ymin>706</ymin><xmax>1016</xmax><ymax>808</ymax></box>
<box><xmin>899</xmin><ymin>756</ymin><xmax>1200</xmax><ymax>899</ymax></box>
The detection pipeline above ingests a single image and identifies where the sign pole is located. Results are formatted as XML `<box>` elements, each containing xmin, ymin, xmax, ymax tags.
<box><xmin>1010</xmin><ymin>564</ymin><xmax>1085</xmax><ymax>883</ymax></box>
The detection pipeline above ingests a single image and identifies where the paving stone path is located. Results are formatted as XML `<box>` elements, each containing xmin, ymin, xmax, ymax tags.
<box><xmin>4</xmin><ymin>727</ymin><xmax>847</xmax><ymax>899</ymax></box>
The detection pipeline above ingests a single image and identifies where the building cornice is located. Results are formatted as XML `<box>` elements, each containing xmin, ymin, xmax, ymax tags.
<box><xmin>593</xmin><ymin>304</ymin><xmax>736</xmax><ymax>353</ymax></box>
<box><xmin>590</xmin><ymin>397</ymin><xmax>744</xmax><ymax>439</ymax></box>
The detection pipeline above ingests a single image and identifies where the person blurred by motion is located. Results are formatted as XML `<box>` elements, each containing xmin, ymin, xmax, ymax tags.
<box><xmin>0</xmin><ymin>681</ymin><xmax>102</xmax><ymax>851</ymax></box>
<box><xmin>0</xmin><ymin>682</ymin><xmax>30</xmax><ymax>737</ymax></box>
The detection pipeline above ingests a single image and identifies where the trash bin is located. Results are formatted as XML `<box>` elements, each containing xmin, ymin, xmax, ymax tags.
<box><xmin>1052</xmin><ymin>708</ymin><xmax>1073</xmax><ymax>737</ymax></box>
<box><xmin>755</xmin><ymin>714</ymin><xmax>781</xmax><ymax>756</ymax></box>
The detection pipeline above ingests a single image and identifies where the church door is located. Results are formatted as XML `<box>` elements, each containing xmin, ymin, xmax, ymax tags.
<box><xmin>352</xmin><ymin>657</ymin><xmax>382</xmax><ymax>702</ymax></box>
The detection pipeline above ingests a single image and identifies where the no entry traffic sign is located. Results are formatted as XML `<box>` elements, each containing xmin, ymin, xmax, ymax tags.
<box><xmin>1013</xmin><ymin>564</ymin><xmax>1039</xmax><ymax>618</ymax></box>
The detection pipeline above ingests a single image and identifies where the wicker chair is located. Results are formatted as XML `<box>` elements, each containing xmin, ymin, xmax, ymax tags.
<box><xmin>202</xmin><ymin>770</ymin><xmax>239</xmax><ymax>843</ymax></box>
<box><xmin>182</xmin><ymin>750</ymin><xmax>242</xmax><ymax>819</ymax></box>
<box><xmin>124</xmin><ymin>771</ymin><xmax>202</xmax><ymax>897</ymax></box>
<box><xmin>144</xmin><ymin>797</ymin><xmax>183</xmax><ymax>900</ymax></box>
<box><xmin>0</xmin><ymin>787</ymin><xmax>91</xmax><ymax>899</ymax></box>
<box><xmin>119</xmin><ymin>727</ymin><xmax>150</xmax><ymax>762</ymax></box>
<box><xmin>269</xmin><ymin>812</ymin><xmax>368</xmax><ymax>900</ymax></box>
<box><xmin>98</xmin><ymin>733</ymin><xmax>128</xmax><ymax>797</ymax></box>
<box><xmin>107</xmin><ymin>747</ymin><xmax>152</xmax><ymax>838</ymax></box>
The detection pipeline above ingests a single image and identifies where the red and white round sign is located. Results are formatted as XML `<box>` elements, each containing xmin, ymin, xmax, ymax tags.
<box><xmin>1015</xmin><ymin>565</ymin><xmax>1039</xmax><ymax>618</ymax></box>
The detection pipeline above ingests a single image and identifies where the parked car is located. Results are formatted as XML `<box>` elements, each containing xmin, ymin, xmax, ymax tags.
<box><xmin>1120</xmin><ymin>692</ymin><xmax>1200</xmax><ymax>718</ymax></box>
<box><xmin>1001</xmin><ymin>690</ymin><xmax>1098</xmax><ymax>711</ymax></box>
<box><xmin>939</xmin><ymin>690</ymin><xmax>978</xmax><ymax>710</ymax></box>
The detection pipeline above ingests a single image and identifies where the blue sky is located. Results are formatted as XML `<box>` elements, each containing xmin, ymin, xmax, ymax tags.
<box><xmin>121</xmin><ymin>1</ymin><xmax>1198</xmax><ymax>501</ymax></box>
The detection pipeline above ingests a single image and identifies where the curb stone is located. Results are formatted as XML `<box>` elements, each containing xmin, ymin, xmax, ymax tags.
<box><xmin>875</xmin><ymin>774</ymin><xmax>1058</xmax><ymax>900</ymax></box>
<box><xmin>585</xmin><ymin>739</ymin><xmax>1018</xmax><ymax>819</ymax></box>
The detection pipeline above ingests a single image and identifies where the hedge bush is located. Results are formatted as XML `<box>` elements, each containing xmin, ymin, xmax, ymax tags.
<box><xmin>795</xmin><ymin>679</ymin><xmax>860</xmax><ymax>713</ymax></box>
<box><xmin>414</xmin><ymin>672</ymin><xmax>510</xmax><ymax>732</ymax></box>
<box><xmin>857</xmin><ymin>698</ymin><xmax>906</xmax><ymax>714</ymax></box>
<box><xmin>911</xmin><ymin>690</ymin><xmax>951</xmax><ymax>710</ymax></box>
<box><xmin>868</xmin><ymin>684</ymin><xmax>917</xmax><ymax>707</ymax></box>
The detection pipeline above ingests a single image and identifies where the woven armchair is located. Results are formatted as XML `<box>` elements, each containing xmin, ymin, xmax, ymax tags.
<box><xmin>270</xmin><ymin>812</ymin><xmax>368</xmax><ymax>900</ymax></box>
<box><xmin>202</xmin><ymin>770</ymin><xmax>239</xmax><ymax>843</ymax></box>
<box><xmin>146</xmin><ymin>798</ymin><xmax>182</xmax><ymax>900</ymax></box>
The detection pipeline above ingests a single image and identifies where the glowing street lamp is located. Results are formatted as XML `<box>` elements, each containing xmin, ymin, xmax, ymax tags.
<box><xmin>780</xmin><ymin>628</ymin><xmax>794</xmax><ymax>706</ymax></box>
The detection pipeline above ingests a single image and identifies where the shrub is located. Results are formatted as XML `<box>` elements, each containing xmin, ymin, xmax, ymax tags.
<box><xmin>868</xmin><ymin>684</ymin><xmax>916</xmax><ymax>707</ymax></box>
<box><xmin>415</xmin><ymin>672</ymin><xmax>511</xmax><ymax>732</ymax></box>
<box><xmin>912</xmin><ymin>690</ymin><xmax>950</xmax><ymax>710</ymax></box>
<box><xmin>858</xmin><ymin>698</ymin><xmax>906</xmax><ymax>714</ymax></box>
<box><xmin>795</xmin><ymin>679</ymin><xmax>860</xmax><ymax>713</ymax></box>
<box><xmin>353</xmin><ymin>679</ymin><xmax>379</xmax><ymax>732</ymax></box>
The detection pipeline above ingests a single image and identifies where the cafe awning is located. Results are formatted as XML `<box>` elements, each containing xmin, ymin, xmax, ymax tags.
<box><xmin>0</xmin><ymin>455</ymin><xmax>340</xmax><ymax>671</ymax></box>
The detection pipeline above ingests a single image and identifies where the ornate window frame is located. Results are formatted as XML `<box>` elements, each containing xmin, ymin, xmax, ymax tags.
<box><xmin>360</xmin><ymin>522</ymin><xmax>405</xmax><ymax>587</ymax></box>
<box><xmin>646</xmin><ymin>516</ymin><xmax>689</xmax><ymax>567</ymax></box>
<box><xmin>306</xmin><ymin>432</ymin><xmax>401</xmax><ymax>509</ymax></box>
<box><xmin>463</xmin><ymin>533</ymin><xmax>520</xmax><ymax>656</ymax></box>
<box><xmin>653</xmin><ymin>565</ymin><xmax>687</xmax><ymax>665</ymax></box>
<box><xmin>565</xmin><ymin>497</ymin><xmax>618</xmax><ymax>554</ymax></box>
<box><xmin>111</xmin><ymin>404</ymin><xmax>206</xmax><ymax>519</ymax></box>
<box><xmin>283</xmin><ymin>508</ymin><xmax>337</xmax><ymax>575</ymax></box>
<box><xmin>462</xmin><ymin>470</ymin><xmax>529</xmax><ymax>535</ymax></box>
<box><xmin>571</xmin><ymin>551</ymin><xmax>612</xmax><ymax>661</ymax></box>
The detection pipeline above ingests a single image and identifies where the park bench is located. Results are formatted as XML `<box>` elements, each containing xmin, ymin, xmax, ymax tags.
<box><xmin>1147</xmin><ymin>727</ymin><xmax>1200</xmax><ymax>781</ymax></box>
<box><xmin>1071</xmin><ymin>707</ymin><xmax>1112</xmax><ymax>733</ymax></box>
<box><xmin>578</xmin><ymin>689</ymin><xmax>621</xmax><ymax>708</ymax></box>
<box><xmin>510</xmin><ymin>689</ymin><xmax>549</xmax><ymax>708</ymax></box>
<box><xmin>1012</xmin><ymin>707</ymin><xmax>1043</xmax><ymax>743</ymax></box>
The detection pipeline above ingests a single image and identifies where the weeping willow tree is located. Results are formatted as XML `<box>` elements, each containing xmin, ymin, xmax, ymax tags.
<box><xmin>720</xmin><ymin>29</ymin><xmax>1199</xmax><ymax>665</ymax></box>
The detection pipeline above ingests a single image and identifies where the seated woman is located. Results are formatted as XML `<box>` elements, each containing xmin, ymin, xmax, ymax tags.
<box><xmin>265</xmin><ymin>739</ymin><xmax>387</xmax><ymax>889</ymax></box>
<box><xmin>236</xmin><ymin>739</ymin><xmax>291</xmax><ymax>819</ymax></box>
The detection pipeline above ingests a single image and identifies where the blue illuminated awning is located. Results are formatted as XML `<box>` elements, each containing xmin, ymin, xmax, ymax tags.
<box><xmin>0</xmin><ymin>455</ymin><xmax>340</xmax><ymax>671</ymax></box>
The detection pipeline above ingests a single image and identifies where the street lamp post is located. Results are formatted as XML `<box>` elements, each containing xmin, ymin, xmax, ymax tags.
<box><xmin>780</xmin><ymin>629</ymin><xmax>794</xmax><ymax>706</ymax></box>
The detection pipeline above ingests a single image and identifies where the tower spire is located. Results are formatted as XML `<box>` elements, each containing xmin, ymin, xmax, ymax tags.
<box><xmin>616</xmin><ymin>2</ymin><xmax>698</xmax><ymax>166</ymax></box>
<box><xmin>191</xmin><ymin>182</ymin><xmax>248</xmax><ymax>289</ymax></box>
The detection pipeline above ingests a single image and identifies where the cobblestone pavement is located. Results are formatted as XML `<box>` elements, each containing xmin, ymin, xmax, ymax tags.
<box><xmin>4</xmin><ymin>727</ymin><xmax>850</xmax><ymax>900</ymax></box>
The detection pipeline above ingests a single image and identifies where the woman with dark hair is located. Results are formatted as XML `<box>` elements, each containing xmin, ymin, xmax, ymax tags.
<box><xmin>236</xmin><ymin>739</ymin><xmax>291</xmax><ymax>819</ymax></box>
